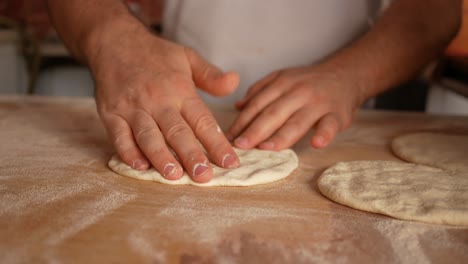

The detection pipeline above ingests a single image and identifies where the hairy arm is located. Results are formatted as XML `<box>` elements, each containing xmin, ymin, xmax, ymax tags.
<box><xmin>228</xmin><ymin>0</ymin><xmax>462</xmax><ymax>150</ymax></box>
<box><xmin>46</xmin><ymin>0</ymin><xmax>142</xmax><ymax>64</ymax></box>
<box><xmin>326</xmin><ymin>0</ymin><xmax>462</xmax><ymax>100</ymax></box>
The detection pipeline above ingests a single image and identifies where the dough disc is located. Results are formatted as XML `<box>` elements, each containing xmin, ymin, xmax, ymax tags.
<box><xmin>392</xmin><ymin>132</ymin><xmax>468</xmax><ymax>172</ymax></box>
<box><xmin>317</xmin><ymin>161</ymin><xmax>468</xmax><ymax>226</ymax></box>
<box><xmin>109</xmin><ymin>148</ymin><xmax>298</xmax><ymax>187</ymax></box>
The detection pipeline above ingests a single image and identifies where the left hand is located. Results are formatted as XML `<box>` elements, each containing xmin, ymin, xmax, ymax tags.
<box><xmin>226</xmin><ymin>64</ymin><xmax>366</xmax><ymax>150</ymax></box>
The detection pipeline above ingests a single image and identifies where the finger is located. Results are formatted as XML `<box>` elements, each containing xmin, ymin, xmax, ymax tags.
<box><xmin>258</xmin><ymin>108</ymin><xmax>316</xmax><ymax>150</ymax></box>
<box><xmin>185</xmin><ymin>47</ymin><xmax>239</xmax><ymax>96</ymax></box>
<box><xmin>226</xmin><ymin>80</ymin><xmax>287</xmax><ymax>142</ymax></box>
<box><xmin>182</xmin><ymin>99</ymin><xmax>240</xmax><ymax>169</ymax></box>
<box><xmin>236</xmin><ymin>71</ymin><xmax>280</xmax><ymax>109</ymax></box>
<box><xmin>101</xmin><ymin>113</ymin><xmax>150</xmax><ymax>171</ymax></box>
<box><xmin>310</xmin><ymin>113</ymin><xmax>341</xmax><ymax>149</ymax></box>
<box><xmin>130</xmin><ymin>110</ymin><xmax>183</xmax><ymax>180</ymax></box>
<box><xmin>154</xmin><ymin>106</ymin><xmax>213</xmax><ymax>183</ymax></box>
<box><xmin>232</xmin><ymin>92</ymin><xmax>305</xmax><ymax>149</ymax></box>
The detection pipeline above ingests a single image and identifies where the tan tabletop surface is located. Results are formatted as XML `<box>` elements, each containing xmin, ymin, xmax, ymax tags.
<box><xmin>1</xmin><ymin>96</ymin><xmax>468</xmax><ymax>263</ymax></box>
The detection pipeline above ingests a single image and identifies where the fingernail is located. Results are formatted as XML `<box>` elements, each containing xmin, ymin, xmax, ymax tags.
<box><xmin>193</xmin><ymin>162</ymin><xmax>209</xmax><ymax>178</ymax></box>
<box><xmin>259</xmin><ymin>141</ymin><xmax>274</xmax><ymax>150</ymax></box>
<box><xmin>234</xmin><ymin>137</ymin><xmax>249</xmax><ymax>148</ymax></box>
<box><xmin>133</xmin><ymin>159</ymin><xmax>149</xmax><ymax>171</ymax></box>
<box><xmin>222</xmin><ymin>154</ymin><xmax>239</xmax><ymax>168</ymax></box>
<box><xmin>216</xmin><ymin>125</ymin><xmax>223</xmax><ymax>134</ymax></box>
<box><xmin>315</xmin><ymin>136</ymin><xmax>326</xmax><ymax>147</ymax></box>
<box><xmin>163</xmin><ymin>163</ymin><xmax>176</xmax><ymax>177</ymax></box>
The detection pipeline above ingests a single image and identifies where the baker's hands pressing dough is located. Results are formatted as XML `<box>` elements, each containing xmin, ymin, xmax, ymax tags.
<box><xmin>227</xmin><ymin>65</ymin><xmax>365</xmax><ymax>150</ymax></box>
<box><xmin>91</xmin><ymin>29</ymin><xmax>240</xmax><ymax>183</ymax></box>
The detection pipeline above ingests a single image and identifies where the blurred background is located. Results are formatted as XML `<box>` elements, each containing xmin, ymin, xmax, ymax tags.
<box><xmin>0</xmin><ymin>0</ymin><xmax>467</xmax><ymax>115</ymax></box>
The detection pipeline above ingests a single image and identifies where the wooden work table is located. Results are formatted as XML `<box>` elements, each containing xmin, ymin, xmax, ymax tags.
<box><xmin>1</xmin><ymin>96</ymin><xmax>467</xmax><ymax>263</ymax></box>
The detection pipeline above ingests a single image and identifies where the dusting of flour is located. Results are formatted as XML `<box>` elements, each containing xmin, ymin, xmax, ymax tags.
<box><xmin>158</xmin><ymin>195</ymin><xmax>307</xmax><ymax>243</ymax></box>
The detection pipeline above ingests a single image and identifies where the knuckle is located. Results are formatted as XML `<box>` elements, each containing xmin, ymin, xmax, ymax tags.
<box><xmin>184</xmin><ymin>47</ymin><xmax>196</xmax><ymax>57</ymax></box>
<box><xmin>111</xmin><ymin>129</ymin><xmax>132</xmax><ymax>150</ymax></box>
<box><xmin>297</xmin><ymin>85</ymin><xmax>319</xmax><ymax>100</ymax></box>
<box><xmin>98</xmin><ymin>111</ymin><xmax>115</xmax><ymax>124</ymax></box>
<box><xmin>182</xmin><ymin>97</ymin><xmax>204</xmax><ymax>111</ymax></box>
<box><xmin>293</xmin><ymin>82</ymin><xmax>307</xmax><ymax>90</ymax></box>
<box><xmin>272</xmin><ymin>131</ymin><xmax>290</xmax><ymax>145</ymax></box>
<box><xmin>104</xmin><ymin>91</ymin><xmax>140</xmax><ymax>114</ymax></box>
<box><xmin>167</xmin><ymin>74</ymin><xmax>193</xmax><ymax>91</ymax></box>
<box><xmin>112</xmin><ymin>128</ymin><xmax>128</xmax><ymax>143</ymax></box>
<box><xmin>307</xmin><ymin>94</ymin><xmax>319</xmax><ymax>105</ymax></box>
<box><xmin>194</xmin><ymin>114</ymin><xmax>217</xmax><ymax>134</ymax></box>
<box><xmin>135</xmin><ymin>126</ymin><xmax>158</xmax><ymax>141</ymax></box>
<box><xmin>96</xmin><ymin>103</ymin><xmax>108</xmax><ymax>116</ymax></box>
<box><xmin>245</xmin><ymin>99</ymin><xmax>262</xmax><ymax>114</ymax></box>
<box><xmin>200</xmin><ymin>65</ymin><xmax>212</xmax><ymax>81</ymax></box>
<box><xmin>274</xmin><ymin>74</ymin><xmax>288</xmax><ymax>86</ymax></box>
<box><xmin>287</xmin><ymin>120</ymin><xmax>304</xmax><ymax>132</ymax></box>
<box><xmin>296</xmin><ymin>83</ymin><xmax>313</xmax><ymax>96</ymax></box>
<box><xmin>300</xmin><ymin>90</ymin><xmax>318</xmax><ymax>103</ymax></box>
<box><xmin>262</xmin><ymin>106</ymin><xmax>281</xmax><ymax>119</ymax></box>
<box><xmin>165</xmin><ymin>123</ymin><xmax>191</xmax><ymax>140</ymax></box>
<box><xmin>158</xmin><ymin>106</ymin><xmax>177</xmax><ymax>119</ymax></box>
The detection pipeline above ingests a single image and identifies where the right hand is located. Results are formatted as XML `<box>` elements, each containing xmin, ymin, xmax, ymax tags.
<box><xmin>89</xmin><ymin>28</ymin><xmax>240</xmax><ymax>183</ymax></box>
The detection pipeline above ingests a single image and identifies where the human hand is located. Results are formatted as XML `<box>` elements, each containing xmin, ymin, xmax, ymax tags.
<box><xmin>91</xmin><ymin>30</ymin><xmax>240</xmax><ymax>183</ymax></box>
<box><xmin>226</xmin><ymin>65</ymin><xmax>366</xmax><ymax>150</ymax></box>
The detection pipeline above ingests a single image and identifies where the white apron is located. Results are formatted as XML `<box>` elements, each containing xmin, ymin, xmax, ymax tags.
<box><xmin>162</xmin><ymin>0</ymin><xmax>386</xmax><ymax>106</ymax></box>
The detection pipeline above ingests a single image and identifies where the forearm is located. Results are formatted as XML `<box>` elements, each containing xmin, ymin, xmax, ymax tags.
<box><xmin>46</xmin><ymin>0</ymin><xmax>148</xmax><ymax>65</ymax></box>
<box><xmin>321</xmin><ymin>0</ymin><xmax>462</xmax><ymax>102</ymax></box>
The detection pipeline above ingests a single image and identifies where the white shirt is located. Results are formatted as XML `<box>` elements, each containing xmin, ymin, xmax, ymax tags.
<box><xmin>162</xmin><ymin>0</ymin><xmax>386</xmax><ymax>106</ymax></box>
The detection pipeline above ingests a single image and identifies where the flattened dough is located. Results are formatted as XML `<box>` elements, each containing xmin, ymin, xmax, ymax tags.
<box><xmin>392</xmin><ymin>132</ymin><xmax>468</xmax><ymax>172</ymax></box>
<box><xmin>318</xmin><ymin>161</ymin><xmax>468</xmax><ymax>226</ymax></box>
<box><xmin>109</xmin><ymin>148</ymin><xmax>298</xmax><ymax>186</ymax></box>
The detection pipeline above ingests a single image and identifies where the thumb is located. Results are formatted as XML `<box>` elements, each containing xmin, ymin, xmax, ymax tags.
<box><xmin>185</xmin><ymin>47</ymin><xmax>239</xmax><ymax>96</ymax></box>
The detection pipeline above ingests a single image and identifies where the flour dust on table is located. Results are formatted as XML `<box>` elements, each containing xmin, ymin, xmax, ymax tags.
<box><xmin>109</xmin><ymin>148</ymin><xmax>299</xmax><ymax>187</ymax></box>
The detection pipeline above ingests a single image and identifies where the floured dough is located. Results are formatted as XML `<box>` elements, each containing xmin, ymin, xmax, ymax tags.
<box><xmin>392</xmin><ymin>132</ymin><xmax>468</xmax><ymax>172</ymax></box>
<box><xmin>317</xmin><ymin>161</ymin><xmax>468</xmax><ymax>226</ymax></box>
<box><xmin>109</xmin><ymin>148</ymin><xmax>298</xmax><ymax>186</ymax></box>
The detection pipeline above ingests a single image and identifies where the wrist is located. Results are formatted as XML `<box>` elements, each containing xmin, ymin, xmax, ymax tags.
<box><xmin>80</xmin><ymin>11</ymin><xmax>151</xmax><ymax>70</ymax></box>
<box><xmin>317</xmin><ymin>59</ymin><xmax>369</xmax><ymax>108</ymax></box>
